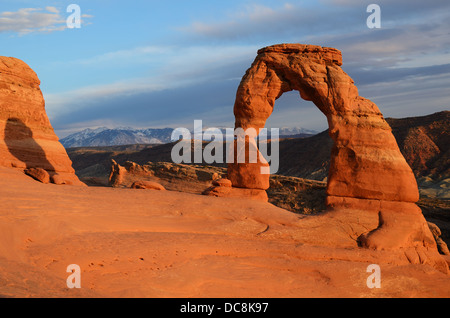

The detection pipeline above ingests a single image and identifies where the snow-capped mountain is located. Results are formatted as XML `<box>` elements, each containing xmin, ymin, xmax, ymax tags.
<box><xmin>60</xmin><ymin>127</ymin><xmax>175</xmax><ymax>148</ymax></box>
<box><xmin>60</xmin><ymin>126</ymin><xmax>318</xmax><ymax>148</ymax></box>
<box><xmin>278</xmin><ymin>127</ymin><xmax>318</xmax><ymax>136</ymax></box>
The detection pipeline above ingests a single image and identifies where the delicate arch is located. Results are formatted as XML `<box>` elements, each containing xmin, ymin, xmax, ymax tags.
<box><xmin>220</xmin><ymin>44</ymin><xmax>448</xmax><ymax>271</ymax></box>
<box><xmin>228</xmin><ymin>44</ymin><xmax>418</xmax><ymax>204</ymax></box>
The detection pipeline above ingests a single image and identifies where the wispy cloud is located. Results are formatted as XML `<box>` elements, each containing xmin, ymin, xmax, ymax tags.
<box><xmin>73</xmin><ymin>46</ymin><xmax>172</xmax><ymax>65</ymax></box>
<box><xmin>45</xmin><ymin>44</ymin><xmax>257</xmax><ymax>126</ymax></box>
<box><xmin>31</xmin><ymin>1</ymin><xmax>449</xmax><ymax>136</ymax></box>
<box><xmin>180</xmin><ymin>1</ymin><xmax>450</xmax><ymax>69</ymax></box>
<box><xmin>178</xmin><ymin>2</ymin><xmax>344</xmax><ymax>43</ymax></box>
<box><xmin>0</xmin><ymin>6</ymin><xmax>92</xmax><ymax>35</ymax></box>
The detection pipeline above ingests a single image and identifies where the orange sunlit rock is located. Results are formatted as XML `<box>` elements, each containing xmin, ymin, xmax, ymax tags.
<box><xmin>0</xmin><ymin>57</ymin><xmax>84</xmax><ymax>186</ymax></box>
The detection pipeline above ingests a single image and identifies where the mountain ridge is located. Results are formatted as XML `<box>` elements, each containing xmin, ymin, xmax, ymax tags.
<box><xmin>60</xmin><ymin>127</ymin><xmax>175</xmax><ymax>147</ymax></box>
<box><xmin>60</xmin><ymin>126</ymin><xmax>318</xmax><ymax>148</ymax></box>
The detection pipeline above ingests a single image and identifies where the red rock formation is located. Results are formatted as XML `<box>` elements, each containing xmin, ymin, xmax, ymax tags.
<box><xmin>131</xmin><ymin>181</ymin><xmax>166</xmax><ymax>191</ymax></box>
<box><xmin>212</xmin><ymin>178</ymin><xmax>232</xmax><ymax>188</ymax></box>
<box><xmin>0</xmin><ymin>57</ymin><xmax>84</xmax><ymax>186</ymax></box>
<box><xmin>230</xmin><ymin>44</ymin><xmax>417</xmax><ymax>201</ymax></box>
<box><xmin>203</xmin><ymin>177</ymin><xmax>268</xmax><ymax>202</ymax></box>
<box><xmin>109</xmin><ymin>160</ymin><xmax>224</xmax><ymax>193</ymax></box>
<box><xmin>24</xmin><ymin>167</ymin><xmax>50</xmax><ymax>184</ymax></box>
<box><xmin>227</xmin><ymin>44</ymin><xmax>444</xmax><ymax>266</ymax></box>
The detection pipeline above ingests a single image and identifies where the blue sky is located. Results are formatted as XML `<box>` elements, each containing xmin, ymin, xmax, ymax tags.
<box><xmin>1</xmin><ymin>0</ymin><xmax>449</xmax><ymax>137</ymax></box>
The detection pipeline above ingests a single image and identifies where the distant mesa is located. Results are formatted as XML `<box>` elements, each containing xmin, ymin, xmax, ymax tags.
<box><xmin>0</xmin><ymin>56</ymin><xmax>84</xmax><ymax>186</ymax></box>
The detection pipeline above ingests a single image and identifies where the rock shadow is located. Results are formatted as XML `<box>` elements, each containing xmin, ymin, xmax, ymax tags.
<box><xmin>4</xmin><ymin>117</ymin><xmax>56</xmax><ymax>174</ymax></box>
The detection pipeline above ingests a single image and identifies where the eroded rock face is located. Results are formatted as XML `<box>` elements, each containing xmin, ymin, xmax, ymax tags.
<box><xmin>0</xmin><ymin>57</ymin><xmax>84</xmax><ymax>186</ymax></box>
<box><xmin>24</xmin><ymin>168</ymin><xmax>50</xmax><ymax>184</ymax></box>
<box><xmin>428</xmin><ymin>222</ymin><xmax>450</xmax><ymax>256</ymax></box>
<box><xmin>227</xmin><ymin>44</ymin><xmax>445</xmax><ymax>268</ymax></box>
<box><xmin>109</xmin><ymin>160</ymin><xmax>224</xmax><ymax>194</ymax></box>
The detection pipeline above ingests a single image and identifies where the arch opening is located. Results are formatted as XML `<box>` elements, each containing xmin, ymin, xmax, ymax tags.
<box><xmin>265</xmin><ymin>90</ymin><xmax>327</xmax><ymax>135</ymax></box>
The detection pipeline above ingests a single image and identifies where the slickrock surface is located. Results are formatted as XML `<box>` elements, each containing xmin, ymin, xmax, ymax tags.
<box><xmin>0</xmin><ymin>167</ymin><xmax>449</xmax><ymax>298</ymax></box>
<box><xmin>0</xmin><ymin>57</ymin><xmax>84</xmax><ymax>186</ymax></box>
<box><xmin>107</xmin><ymin>159</ymin><xmax>450</xmax><ymax>252</ymax></box>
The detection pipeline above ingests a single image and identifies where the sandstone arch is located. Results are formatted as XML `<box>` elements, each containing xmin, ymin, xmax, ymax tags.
<box><xmin>229</xmin><ymin>44</ymin><xmax>417</xmax><ymax>201</ymax></box>
<box><xmin>228</xmin><ymin>44</ymin><xmax>444</xmax><ymax>259</ymax></box>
